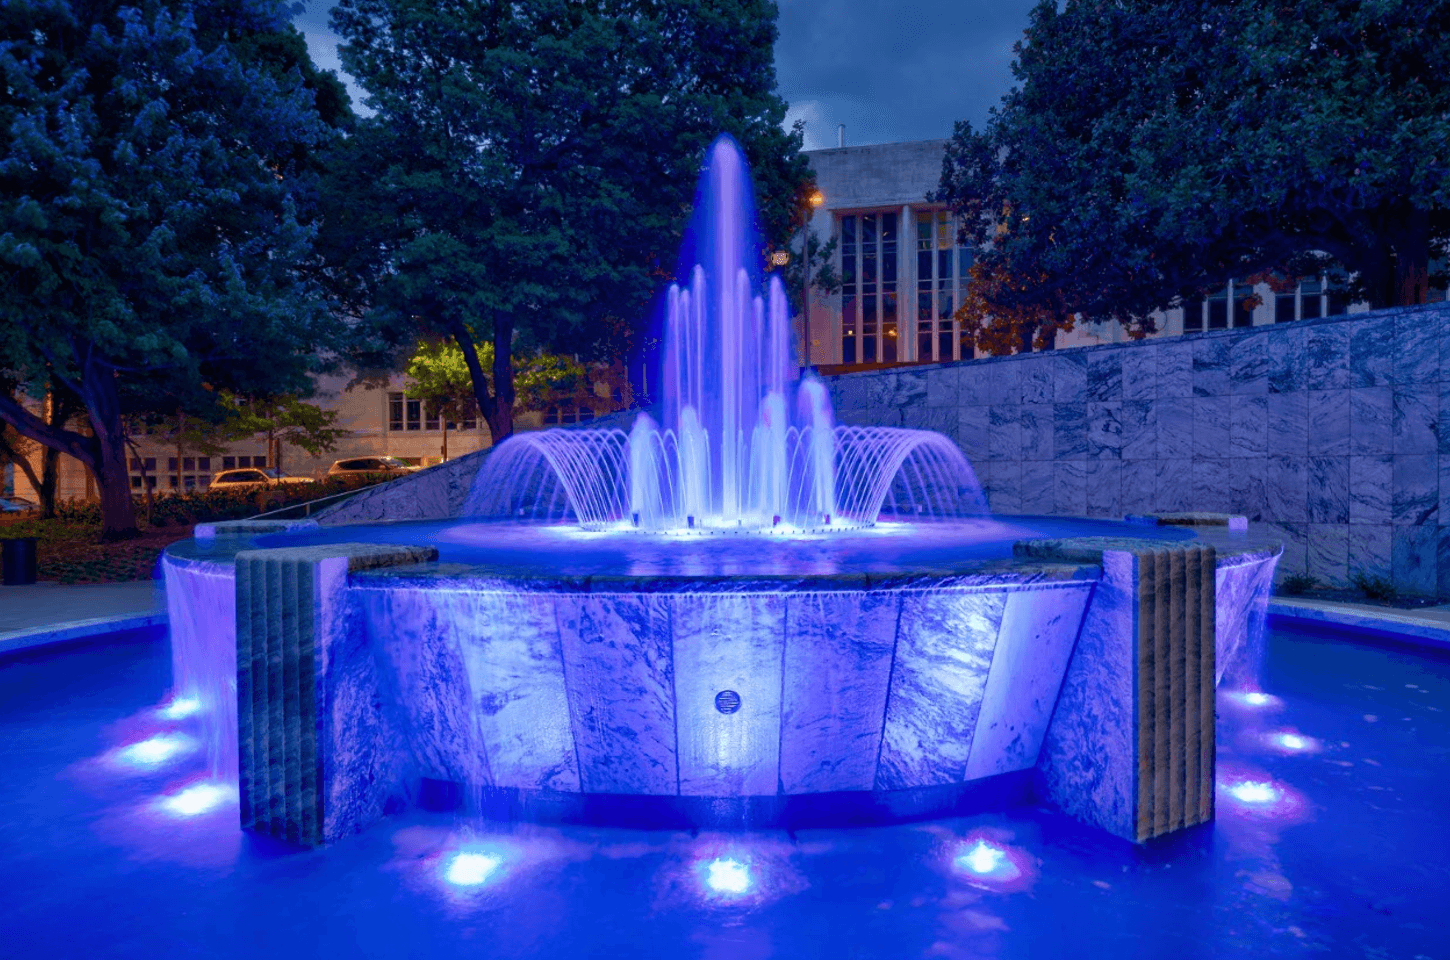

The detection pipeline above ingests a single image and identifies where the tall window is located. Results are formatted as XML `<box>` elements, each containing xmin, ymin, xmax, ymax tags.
<box><xmin>915</xmin><ymin>211</ymin><xmax>973</xmax><ymax>362</ymax></box>
<box><xmin>388</xmin><ymin>392</ymin><xmax>475</xmax><ymax>432</ymax></box>
<box><xmin>840</xmin><ymin>212</ymin><xmax>898</xmax><ymax>364</ymax></box>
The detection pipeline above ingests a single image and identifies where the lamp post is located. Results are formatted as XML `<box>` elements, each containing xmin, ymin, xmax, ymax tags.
<box><xmin>802</xmin><ymin>189</ymin><xmax>824</xmax><ymax>368</ymax></box>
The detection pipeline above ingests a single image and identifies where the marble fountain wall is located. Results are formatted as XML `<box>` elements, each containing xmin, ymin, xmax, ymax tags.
<box><xmin>164</xmin><ymin>523</ymin><xmax>1280</xmax><ymax>848</ymax></box>
<box><xmin>824</xmin><ymin>301</ymin><xmax>1450</xmax><ymax>596</ymax></box>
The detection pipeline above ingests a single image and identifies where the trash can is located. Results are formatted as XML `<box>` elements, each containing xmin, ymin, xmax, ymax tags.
<box><xmin>2</xmin><ymin>537</ymin><xmax>38</xmax><ymax>586</ymax></box>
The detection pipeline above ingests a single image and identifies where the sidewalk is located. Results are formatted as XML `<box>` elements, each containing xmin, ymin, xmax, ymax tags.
<box><xmin>0</xmin><ymin>581</ymin><xmax>166</xmax><ymax>656</ymax></box>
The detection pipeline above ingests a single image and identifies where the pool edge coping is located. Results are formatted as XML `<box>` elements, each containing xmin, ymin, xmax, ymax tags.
<box><xmin>3</xmin><ymin>596</ymin><xmax>1448</xmax><ymax>658</ymax></box>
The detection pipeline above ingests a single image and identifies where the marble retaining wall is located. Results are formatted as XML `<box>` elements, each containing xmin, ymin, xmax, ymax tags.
<box><xmin>826</xmin><ymin>302</ymin><xmax>1450</xmax><ymax>594</ymax></box>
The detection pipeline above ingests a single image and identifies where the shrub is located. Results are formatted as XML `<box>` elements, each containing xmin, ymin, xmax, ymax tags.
<box><xmin>1278</xmin><ymin>572</ymin><xmax>1318</xmax><ymax>595</ymax></box>
<box><xmin>1349</xmin><ymin>570</ymin><xmax>1397</xmax><ymax>602</ymax></box>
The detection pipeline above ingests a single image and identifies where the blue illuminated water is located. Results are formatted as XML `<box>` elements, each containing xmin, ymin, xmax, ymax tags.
<box><xmin>3</xmin><ymin>621</ymin><xmax>1445</xmax><ymax>958</ymax></box>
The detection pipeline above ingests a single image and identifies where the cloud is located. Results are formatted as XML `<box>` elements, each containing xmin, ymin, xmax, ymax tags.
<box><xmin>774</xmin><ymin>0</ymin><xmax>1038</xmax><ymax>144</ymax></box>
<box><xmin>783</xmin><ymin>99</ymin><xmax>837</xmax><ymax>150</ymax></box>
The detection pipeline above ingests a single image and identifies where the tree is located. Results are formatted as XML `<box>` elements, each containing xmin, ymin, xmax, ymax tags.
<box><xmin>217</xmin><ymin>393</ymin><xmax>347</xmax><ymax>476</ymax></box>
<box><xmin>934</xmin><ymin>0</ymin><xmax>1450</xmax><ymax>328</ymax></box>
<box><xmin>328</xmin><ymin>0</ymin><xmax>819</xmax><ymax>442</ymax></box>
<box><xmin>0</xmin><ymin>0</ymin><xmax>351</xmax><ymax>537</ymax></box>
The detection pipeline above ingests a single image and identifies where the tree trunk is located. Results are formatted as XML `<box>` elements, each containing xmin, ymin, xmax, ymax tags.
<box><xmin>83</xmin><ymin>368</ymin><xmax>139</xmax><ymax>539</ymax></box>
<box><xmin>487</xmin><ymin>310</ymin><xmax>515</xmax><ymax>443</ymax></box>
<box><xmin>38</xmin><ymin>444</ymin><xmax>60</xmax><ymax>519</ymax></box>
<box><xmin>451</xmin><ymin>312</ymin><xmax>515</xmax><ymax>446</ymax></box>
<box><xmin>175</xmin><ymin>409</ymin><xmax>185</xmax><ymax>492</ymax></box>
<box><xmin>1394</xmin><ymin>209</ymin><xmax>1430</xmax><ymax>307</ymax></box>
<box><xmin>441</xmin><ymin>416</ymin><xmax>449</xmax><ymax>462</ymax></box>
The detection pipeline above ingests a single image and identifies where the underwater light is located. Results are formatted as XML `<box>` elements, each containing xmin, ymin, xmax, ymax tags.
<box><xmin>117</xmin><ymin>734</ymin><xmax>193</xmax><ymax>768</ymax></box>
<box><xmin>1226</xmin><ymin>690</ymin><xmax>1281</xmax><ymax>709</ymax></box>
<box><xmin>955</xmin><ymin>840</ymin><xmax>1006</xmax><ymax>875</ymax></box>
<box><xmin>445</xmin><ymin>852</ymin><xmax>503</xmax><ymax>887</ymax></box>
<box><xmin>1270</xmin><ymin>731</ymin><xmax>1317</xmax><ymax>753</ymax></box>
<box><xmin>1226</xmin><ymin>780</ymin><xmax>1281</xmax><ymax>804</ymax></box>
<box><xmin>159</xmin><ymin>697</ymin><xmax>202</xmax><ymax>719</ymax></box>
<box><xmin>160</xmin><ymin>782</ymin><xmax>234</xmax><ymax>817</ymax></box>
<box><xmin>704</xmin><ymin>858</ymin><xmax>752</xmax><ymax>895</ymax></box>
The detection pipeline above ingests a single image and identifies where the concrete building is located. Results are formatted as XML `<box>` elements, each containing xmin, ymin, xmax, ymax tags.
<box><xmin>7</xmin><ymin>365</ymin><xmax>629</xmax><ymax>504</ymax></box>
<box><xmin>798</xmin><ymin>139</ymin><xmax>1422</xmax><ymax>368</ymax></box>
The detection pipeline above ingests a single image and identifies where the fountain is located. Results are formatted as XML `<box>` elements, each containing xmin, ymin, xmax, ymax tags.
<box><xmin>161</xmin><ymin>135</ymin><xmax>1281</xmax><ymax>849</ymax></box>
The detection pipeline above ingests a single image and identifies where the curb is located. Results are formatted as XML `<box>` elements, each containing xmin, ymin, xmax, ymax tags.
<box><xmin>1268</xmin><ymin>599</ymin><xmax>1450</xmax><ymax>654</ymax></box>
<box><xmin>0</xmin><ymin>613</ymin><xmax>168</xmax><ymax>657</ymax></box>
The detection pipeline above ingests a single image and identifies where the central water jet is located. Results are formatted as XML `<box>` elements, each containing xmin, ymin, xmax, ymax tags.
<box><xmin>467</xmin><ymin>135</ymin><xmax>984</xmax><ymax>532</ymax></box>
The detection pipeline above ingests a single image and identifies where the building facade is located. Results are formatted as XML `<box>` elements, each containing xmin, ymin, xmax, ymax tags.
<box><xmin>799</xmin><ymin>139</ymin><xmax>1439</xmax><ymax>367</ymax></box>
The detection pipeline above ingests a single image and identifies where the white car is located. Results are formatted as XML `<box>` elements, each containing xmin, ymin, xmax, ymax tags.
<box><xmin>209</xmin><ymin>468</ymin><xmax>316</xmax><ymax>491</ymax></box>
<box><xmin>0</xmin><ymin>494</ymin><xmax>37</xmax><ymax>513</ymax></box>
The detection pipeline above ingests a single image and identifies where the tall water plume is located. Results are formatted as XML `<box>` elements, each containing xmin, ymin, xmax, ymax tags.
<box><xmin>467</xmin><ymin>134</ymin><xmax>985</xmax><ymax>532</ymax></box>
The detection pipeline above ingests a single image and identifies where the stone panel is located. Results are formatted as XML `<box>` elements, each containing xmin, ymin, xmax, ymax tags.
<box><xmin>1158</xmin><ymin>341</ymin><xmax>1193</xmax><ymax>398</ymax></box>
<box><xmin>1121</xmin><ymin>400</ymin><xmax>1156</xmax><ymax>461</ymax></box>
<box><xmin>1020</xmin><ymin>403</ymin><xmax>1055</xmax><ymax>460</ymax></box>
<box><xmin>1022</xmin><ymin>360</ymin><xmax>1053</xmax><ymax>404</ymax></box>
<box><xmin>1230</xmin><ymin>396</ymin><xmax>1268</xmax><ymax>458</ymax></box>
<box><xmin>1350</xmin><ymin>318</ymin><xmax>1393</xmax><ymax>387</ymax></box>
<box><xmin>1392</xmin><ymin>524</ymin><xmax>1437</xmax><ymax>595</ymax></box>
<box><xmin>1229</xmin><ymin>331</ymin><xmax>1269</xmax><ymax>395</ymax></box>
<box><xmin>780</xmin><ymin>591</ymin><xmax>899</xmax><ymax>794</ymax></box>
<box><xmin>1393</xmin><ymin>387</ymin><xmax>1439</xmax><ymax>456</ymax></box>
<box><xmin>1307</xmin><ymin>389</ymin><xmax>1351</xmax><ymax>456</ymax></box>
<box><xmin>1267</xmin><ymin>325</ymin><xmax>1306</xmax><ymax>394</ymax></box>
<box><xmin>1087</xmin><ymin>402</ymin><xmax>1123</xmax><ymax>459</ymax></box>
<box><xmin>673</xmin><ymin>594</ymin><xmax>785</xmax><ymax>796</ymax></box>
<box><xmin>1350</xmin><ymin>387</ymin><xmax>1394</xmax><ymax>457</ymax></box>
<box><xmin>558</xmin><ymin>594</ymin><xmax>678</xmax><ymax>795</ymax></box>
<box><xmin>1121</xmin><ymin>346</ymin><xmax>1156</xmax><ymax>401</ymax></box>
<box><xmin>1088</xmin><ymin>351</ymin><xmax>1123</xmax><ymax>402</ymax></box>
<box><xmin>877</xmin><ymin>590</ymin><xmax>1005</xmax><ymax>790</ymax></box>
<box><xmin>966</xmin><ymin>584</ymin><xmax>1093</xmax><ymax>779</ymax></box>
<box><xmin>1193</xmin><ymin>339</ymin><xmax>1231</xmax><ymax>397</ymax></box>
<box><xmin>1349</xmin><ymin>456</ymin><xmax>1393</xmax><ymax>525</ymax></box>
<box><xmin>1303</xmin><ymin>324</ymin><xmax>1351</xmax><ymax>391</ymax></box>
<box><xmin>1193</xmin><ymin>397</ymin><xmax>1231</xmax><ymax>458</ymax></box>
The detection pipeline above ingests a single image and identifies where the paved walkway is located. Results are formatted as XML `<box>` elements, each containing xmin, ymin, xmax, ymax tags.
<box><xmin>0</xmin><ymin>581</ymin><xmax>166</xmax><ymax>655</ymax></box>
<box><xmin>4</xmin><ymin>578</ymin><xmax>1450</xmax><ymax>658</ymax></box>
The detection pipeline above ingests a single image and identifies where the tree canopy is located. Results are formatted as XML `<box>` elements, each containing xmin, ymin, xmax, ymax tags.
<box><xmin>0</xmin><ymin>0</ymin><xmax>351</xmax><ymax>536</ymax></box>
<box><xmin>935</xmin><ymin>0</ymin><xmax>1450</xmax><ymax>334</ymax></box>
<box><xmin>327</xmin><ymin>0</ymin><xmax>820</xmax><ymax>441</ymax></box>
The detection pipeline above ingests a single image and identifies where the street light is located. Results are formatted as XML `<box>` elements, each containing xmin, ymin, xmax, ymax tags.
<box><xmin>802</xmin><ymin>190</ymin><xmax>825</xmax><ymax>368</ymax></box>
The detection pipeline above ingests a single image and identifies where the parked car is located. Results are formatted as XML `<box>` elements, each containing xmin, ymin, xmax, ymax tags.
<box><xmin>208</xmin><ymin>468</ymin><xmax>316</xmax><ymax>491</ymax></box>
<box><xmin>325</xmin><ymin>457</ymin><xmax>419</xmax><ymax>483</ymax></box>
<box><xmin>0</xmin><ymin>494</ymin><xmax>38</xmax><ymax>513</ymax></box>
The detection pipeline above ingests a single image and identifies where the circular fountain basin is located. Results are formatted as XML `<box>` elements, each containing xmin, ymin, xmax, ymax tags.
<box><xmin>163</xmin><ymin>516</ymin><xmax>1281</xmax><ymax>831</ymax></box>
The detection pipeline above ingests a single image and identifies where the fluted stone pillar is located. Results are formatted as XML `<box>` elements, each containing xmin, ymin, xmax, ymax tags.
<box><xmin>1021</xmin><ymin>538</ymin><xmax>1217</xmax><ymax>843</ymax></box>
<box><xmin>235</xmin><ymin>543</ymin><xmax>436</xmax><ymax>846</ymax></box>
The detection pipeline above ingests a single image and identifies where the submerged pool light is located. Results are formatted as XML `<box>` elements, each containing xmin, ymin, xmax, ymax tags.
<box><xmin>955</xmin><ymin>840</ymin><xmax>1006</xmax><ymax>875</ymax></box>
<box><xmin>159</xmin><ymin>697</ymin><xmax>202</xmax><ymax>720</ymax></box>
<box><xmin>116</xmin><ymin>734</ymin><xmax>194</xmax><ymax>769</ymax></box>
<box><xmin>445</xmin><ymin>851</ymin><xmax>503</xmax><ymax>887</ymax></box>
<box><xmin>1226</xmin><ymin>780</ymin><xmax>1281</xmax><ymax>804</ymax></box>
<box><xmin>159</xmin><ymin>782</ymin><xmax>234</xmax><ymax>817</ymax></box>
<box><xmin>703</xmin><ymin>857</ymin><xmax>752</xmax><ymax>895</ymax></box>
<box><xmin>1267</xmin><ymin>730</ymin><xmax>1319</xmax><ymax>754</ymax></box>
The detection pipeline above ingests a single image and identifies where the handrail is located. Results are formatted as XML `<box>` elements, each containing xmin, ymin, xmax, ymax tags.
<box><xmin>250</xmin><ymin>484</ymin><xmax>378</xmax><ymax>521</ymax></box>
